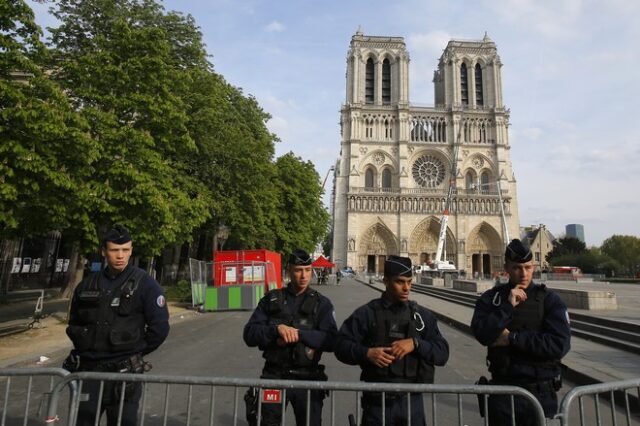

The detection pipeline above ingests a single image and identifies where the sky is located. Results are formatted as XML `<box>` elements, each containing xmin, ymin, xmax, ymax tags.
<box><xmin>30</xmin><ymin>0</ymin><xmax>640</xmax><ymax>247</ymax></box>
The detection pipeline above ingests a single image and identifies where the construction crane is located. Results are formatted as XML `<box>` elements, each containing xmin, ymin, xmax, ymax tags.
<box><xmin>322</xmin><ymin>165</ymin><xmax>335</xmax><ymax>190</ymax></box>
<box><xmin>422</xmin><ymin>125</ymin><xmax>461</xmax><ymax>278</ymax></box>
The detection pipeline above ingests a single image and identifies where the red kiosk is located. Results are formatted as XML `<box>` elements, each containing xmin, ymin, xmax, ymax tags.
<box><xmin>203</xmin><ymin>249</ymin><xmax>282</xmax><ymax>311</ymax></box>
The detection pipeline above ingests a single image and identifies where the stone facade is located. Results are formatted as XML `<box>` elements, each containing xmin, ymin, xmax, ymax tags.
<box><xmin>331</xmin><ymin>31</ymin><xmax>521</xmax><ymax>276</ymax></box>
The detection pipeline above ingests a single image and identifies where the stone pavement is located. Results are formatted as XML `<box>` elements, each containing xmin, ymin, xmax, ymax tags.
<box><xmin>361</xmin><ymin>277</ymin><xmax>640</xmax><ymax>386</ymax></box>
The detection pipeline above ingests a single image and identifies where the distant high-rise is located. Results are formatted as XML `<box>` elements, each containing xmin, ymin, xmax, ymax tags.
<box><xmin>565</xmin><ymin>224</ymin><xmax>585</xmax><ymax>243</ymax></box>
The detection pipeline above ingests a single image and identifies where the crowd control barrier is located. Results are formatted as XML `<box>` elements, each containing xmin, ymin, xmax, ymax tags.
<box><xmin>0</xmin><ymin>368</ymin><xmax>76</xmax><ymax>426</ymax></box>
<box><xmin>40</xmin><ymin>372</ymin><xmax>547</xmax><ymax>426</ymax></box>
<box><xmin>557</xmin><ymin>377</ymin><xmax>640</xmax><ymax>426</ymax></box>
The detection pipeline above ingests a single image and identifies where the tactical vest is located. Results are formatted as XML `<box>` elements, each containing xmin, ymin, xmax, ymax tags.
<box><xmin>362</xmin><ymin>300</ymin><xmax>435</xmax><ymax>384</ymax></box>
<box><xmin>487</xmin><ymin>284</ymin><xmax>559</xmax><ymax>378</ymax></box>
<box><xmin>262</xmin><ymin>288</ymin><xmax>321</xmax><ymax>369</ymax></box>
<box><xmin>66</xmin><ymin>268</ymin><xmax>145</xmax><ymax>355</ymax></box>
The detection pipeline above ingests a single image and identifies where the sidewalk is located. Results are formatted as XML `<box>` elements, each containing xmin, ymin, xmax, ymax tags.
<box><xmin>0</xmin><ymin>300</ymin><xmax>200</xmax><ymax>369</ymax></box>
<box><xmin>359</xmin><ymin>277</ymin><xmax>640</xmax><ymax>386</ymax></box>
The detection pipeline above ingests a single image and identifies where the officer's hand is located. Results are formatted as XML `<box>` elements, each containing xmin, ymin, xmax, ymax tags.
<box><xmin>277</xmin><ymin>324</ymin><xmax>299</xmax><ymax>344</ymax></box>
<box><xmin>389</xmin><ymin>338</ymin><xmax>414</xmax><ymax>360</ymax></box>
<box><xmin>366</xmin><ymin>347</ymin><xmax>395</xmax><ymax>368</ymax></box>
<box><xmin>491</xmin><ymin>329</ymin><xmax>510</xmax><ymax>347</ymax></box>
<box><xmin>509</xmin><ymin>286</ymin><xmax>527</xmax><ymax>306</ymax></box>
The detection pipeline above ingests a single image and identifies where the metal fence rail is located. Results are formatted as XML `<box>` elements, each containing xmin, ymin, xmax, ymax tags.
<box><xmin>0</xmin><ymin>368</ymin><xmax>76</xmax><ymax>426</ymax></box>
<box><xmin>42</xmin><ymin>372</ymin><xmax>547</xmax><ymax>426</ymax></box>
<box><xmin>557</xmin><ymin>378</ymin><xmax>640</xmax><ymax>426</ymax></box>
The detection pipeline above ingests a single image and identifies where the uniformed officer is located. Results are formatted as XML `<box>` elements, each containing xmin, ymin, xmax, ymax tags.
<box><xmin>243</xmin><ymin>249</ymin><xmax>338</xmax><ymax>426</ymax></box>
<box><xmin>335</xmin><ymin>255</ymin><xmax>449</xmax><ymax>426</ymax></box>
<box><xmin>64</xmin><ymin>225</ymin><xmax>170</xmax><ymax>426</ymax></box>
<box><xmin>470</xmin><ymin>239</ymin><xmax>571</xmax><ymax>425</ymax></box>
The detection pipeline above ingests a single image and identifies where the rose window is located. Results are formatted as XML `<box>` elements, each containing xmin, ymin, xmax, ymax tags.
<box><xmin>412</xmin><ymin>155</ymin><xmax>446</xmax><ymax>187</ymax></box>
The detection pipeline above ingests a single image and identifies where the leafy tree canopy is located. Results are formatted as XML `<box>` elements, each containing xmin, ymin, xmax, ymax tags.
<box><xmin>546</xmin><ymin>236</ymin><xmax>587</xmax><ymax>263</ymax></box>
<box><xmin>601</xmin><ymin>235</ymin><xmax>640</xmax><ymax>276</ymax></box>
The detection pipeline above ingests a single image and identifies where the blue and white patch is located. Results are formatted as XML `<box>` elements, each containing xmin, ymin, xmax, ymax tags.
<box><xmin>565</xmin><ymin>310</ymin><xmax>570</xmax><ymax>325</ymax></box>
<box><xmin>157</xmin><ymin>295</ymin><xmax>166</xmax><ymax>308</ymax></box>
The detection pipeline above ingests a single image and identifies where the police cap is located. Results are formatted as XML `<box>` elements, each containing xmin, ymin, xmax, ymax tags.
<box><xmin>505</xmin><ymin>239</ymin><xmax>533</xmax><ymax>263</ymax></box>
<box><xmin>288</xmin><ymin>249</ymin><xmax>313</xmax><ymax>266</ymax></box>
<box><xmin>384</xmin><ymin>255</ymin><xmax>413</xmax><ymax>278</ymax></box>
<box><xmin>102</xmin><ymin>225</ymin><xmax>132</xmax><ymax>246</ymax></box>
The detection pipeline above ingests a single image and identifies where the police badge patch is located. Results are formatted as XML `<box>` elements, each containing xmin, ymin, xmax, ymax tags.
<box><xmin>157</xmin><ymin>295</ymin><xmax>166</xmax><ymax>307</ymax></box>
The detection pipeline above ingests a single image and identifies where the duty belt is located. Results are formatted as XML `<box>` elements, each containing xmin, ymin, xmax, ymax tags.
<box><xmin>79</xmin><ymin>354</ymin><xmax>141</xmax><ymax>373</ymax></box>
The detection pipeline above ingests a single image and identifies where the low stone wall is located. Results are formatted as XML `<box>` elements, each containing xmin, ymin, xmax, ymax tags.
<box><xmin>421</xmin><ymin>276</ymin><xmax>445</xmax><ymax>287</ymax></box>
<box><xmin>453</xmin><ymin>279</ymin><xmax>494</xmax><ymax>293</ymax></box>
<box><xmin>554</xmin><ymin>288</ymin><xmax>618</xmax><ymax>310</ymax></box>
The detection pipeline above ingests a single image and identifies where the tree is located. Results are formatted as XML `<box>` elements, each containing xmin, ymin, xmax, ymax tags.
<box><xmin>0</xmin><ymin>0</ymin><xmax>98</xmax><ymax>248</ymax></box>
<box><xmin>546</xmin><ymin>237</ymin><xmax>587</xmax><ymax>263</ymax></box>
<box><xmin>601</xmin><ymin>235</ymin><xmax>640</xmax><ymax>276</ymax></box>
<box><xmin>47</xmin><ymin>0</ymin><xmax>212</xmax><ymax>255</ymax></box>
<box><xmin>272</xmin><ymin>153</ymin><xmax>330</xmax><ymax>257</ymax></box>
<box><xmin>184</xmin><ymin>69</ymin><xmax>280</xmax><ymax>253</ymax></box>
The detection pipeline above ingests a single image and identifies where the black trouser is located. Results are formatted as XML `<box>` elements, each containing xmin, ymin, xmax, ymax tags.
<box><xmin>75</xmin><ymin>357</ymin><xmax>144</xmax><ymax>426</ymax></box>
<box><xmin>259</xmin><ymin>388</ymin><xmax>325</xmax><ymax>426</ymax></box>
<box><xmin>487</xmin><ymin>383</ymin><xmax>558</xmax><ymax>426</ymax></box>
<box><xmin>361</xmin><ymin>392</ymin><xmax>426</xmax><ymax>426</ymax></box>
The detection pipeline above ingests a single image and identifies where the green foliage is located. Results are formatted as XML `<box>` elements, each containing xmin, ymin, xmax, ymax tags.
<box><xmin>164</xmin><ymin>279</ymin><xmax>191</xmax><ymax>303</ymax></box>
<box><xmin>601</xmin><ymin>235</ymin><xmax>640</xmax><ymax>276</ymax></box>
<box><xmin>0</xmin><ymin>0</ymin><xmax>98</xmax><ymax>247</ymax></box>
<box><xmin>546</xmin><ymin>237</ymin><xmax>587</xmax><ymax>263</ymax></box>
<box><xmin>47</xmin><ymin>0</ymin><xmax>213</xmax><ymax>255</ymax></box>
<box><xmin>549</xmin><ymin>251</ymin><xmax>622</xmax><ymax>277</ymax></box>
<box><xmin>272</xmin><ymin>152</ymin><xmax>330</xmax><ymax>257</ymax></box>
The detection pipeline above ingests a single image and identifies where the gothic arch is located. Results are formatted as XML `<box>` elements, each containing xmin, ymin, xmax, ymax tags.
<box><xmin>466</xmin><ymin>221</ymin><xmax>503</xmax><ymax>276</ymax></box>
<box><xmin>408</xmin><ymin>216</ymin><xmax>456</xmax><ymax>264</ymax></box>
<box><xmin>360</xmin><ymin>149</ymin><xmax>398</xmax><ymax>172</ymax></box>
<box><xmin>358</xmin><ymin>222</ymin><xmax>399</xmax><ymax>257</ymax></box>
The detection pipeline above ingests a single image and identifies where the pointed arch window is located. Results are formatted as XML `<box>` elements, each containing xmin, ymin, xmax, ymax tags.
<box><xmin>475</xmin><ymin>64</ymin><xmax>484</xmax><ymax>107</ymax></box>
<box><xmin>365</xmin><ymin>58</ymin><xmax>375</xmax><ymax>104</ymax></box>
<box><xmin>460</xmin><ymin>63</ymin><xmax>469</xmax><ymax>106</ymax></box>
<box><xmin>480</xmin><ymin>171</ymin><xmax>491</xmax><ymax>193</ymax></box>
<box><xmin>382</xmin><ymin>58</ymin><xmax>391</xmax><ymax>104</ymax></box>
<box><xmin>382</xmin><ymin>169</ymin><xmax>392</xmax><ymax>189</ymax></box>
<box><xmin>466</xmin><ymin>171</ymin><xmax>476</xmax><ymax>190</ymax></box>
<box><xmin>365</xmin><ymin>168</ymin><xmax>375</xmax><ymax>190</ymax></box>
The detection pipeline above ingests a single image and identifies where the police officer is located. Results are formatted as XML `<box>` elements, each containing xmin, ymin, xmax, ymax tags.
<box><xmin>64</xmin><ymin>225</ymin><xmax>170</xmax><ymax>426</ymax></box>
<box><xmin>335</xmin><ymin>255</ymin><xmax>449</xmax><ymax>426</ymax></box>
<box><xmin>243</xmin><ymin>249</ymin><xmax>338</xmax><ymax>426</ymax></box>
<box><xmin>470</xmin><ymin>239</ymin><xmax>571</xmax><ymax>425</ymax></box>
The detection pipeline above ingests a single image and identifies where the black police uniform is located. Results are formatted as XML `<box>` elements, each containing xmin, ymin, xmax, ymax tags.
<box><xmin>66</xmin><ymin>264</ymin><xmax>170</xmax><ymax>426</ymax></box>
<box><xmin>335</xmin><ymin>297</ymin><xmax>449</xmax><ymax>425</ymax></box>
<box><xmin>470</xmin><ymin>241</ymin><xmax>571</xmax><ymax>425</ymax></box>
<box><xmin>243</xmin><ymin>282</ymin><xmax>337</xmax><ymax>426</ymax></box>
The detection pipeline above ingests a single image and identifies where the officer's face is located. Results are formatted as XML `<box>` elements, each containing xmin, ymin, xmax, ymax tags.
<box><xmin>505</xmin><ymin>260</ymin><xmax>534</xmax><ymax>288</ymax></box>
<box><xmin>289</xmin><ymin>264</ymin><xmax>312</xmax><ymax>295</ymax></box>
<box><xmin>102</xmin><ymin>241</ymin><xmax>133</xmax><ymax>273</ymax></box>
<box><xmin>384</xmin><ymin>275</ymin><xmax>412</xmax><ymax>303</ymax></box>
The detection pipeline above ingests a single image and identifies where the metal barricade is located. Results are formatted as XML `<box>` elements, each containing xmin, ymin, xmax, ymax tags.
<box><xmin>557</xmin><ymin>378</ymin><xmax>640</xmax><ymax>426</ymax></box>
<box><xmin>0</xmin><ymin>368</ymin><xmax>76</xmax><ymax>426</ymax></box>
<box><xmin>45</xmin><ymin>372</ymin><xmax>547</xmax><ymax>426</ymax></box>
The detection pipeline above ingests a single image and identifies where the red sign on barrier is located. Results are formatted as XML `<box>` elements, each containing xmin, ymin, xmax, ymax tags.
<box><xmin>261</xmin><ymin>389</ymin><xmax>282</xmax><ymax>404</ymax></box>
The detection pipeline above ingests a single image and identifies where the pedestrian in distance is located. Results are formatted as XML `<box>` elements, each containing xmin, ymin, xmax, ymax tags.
<box><xmin>243</xmin><ymin>248</ymin><xmax>338</xmax><ymax>426</ymax></box>
<box><xmin>63</xmin><ymin>225</ymin><xmax>170</xmax><ymax>426</ymax></box>
<box><xmin>335</xmin><ymin>255</ymin><xmax>449</xmax><ymax>426</ymax></box>
<box><xmin>471</xmin><ymin>239</ymin><xmax>571</xmax><ymax>425</ymax></box>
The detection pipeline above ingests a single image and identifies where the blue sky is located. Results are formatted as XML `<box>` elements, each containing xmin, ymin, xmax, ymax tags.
<box><xmin>31</xmin><ymin>0</ymin><xmax>640</xmax><ymax>246</ymax></box>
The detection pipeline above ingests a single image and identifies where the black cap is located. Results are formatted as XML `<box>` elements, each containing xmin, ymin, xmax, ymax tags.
<box><xmin>505</xmin><ymin>239</ymin><xmax>533</xmax><ymax>263</ymax></box>
<box><xmin>384</xmin><ymin>255</ymin><xmax>413</xmax><ymax>278</ymax></box>
<box><xmin>288</xmin><ymin>249</ymin><xmax>313</xmax><ymax>266</ymax></box>
<box><xmin>102</xmin><ymin>225</ymin><xmax>132</xmax><ymax>246</ymax></box>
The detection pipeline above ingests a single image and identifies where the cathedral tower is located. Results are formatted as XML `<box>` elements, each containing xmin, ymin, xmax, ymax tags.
<box><xmin>332</xmin><ymin>31</ymin><xmax>520</xmax><ymax>276</ymax></box>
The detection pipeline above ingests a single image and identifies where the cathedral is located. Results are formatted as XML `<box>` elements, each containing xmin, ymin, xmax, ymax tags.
<box><xmin>331</xmin><ymin>31</ymin><xmax>521</xmax><ymax>277</ymax></box>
